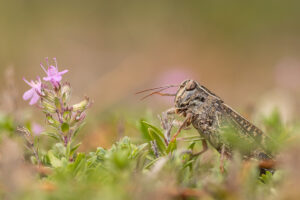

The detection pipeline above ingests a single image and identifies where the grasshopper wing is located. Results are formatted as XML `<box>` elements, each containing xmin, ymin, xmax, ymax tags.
<box><xmin>219</xmin><ymin>103</ymin><xmax>273</xmax><ymax>160</ymax></box>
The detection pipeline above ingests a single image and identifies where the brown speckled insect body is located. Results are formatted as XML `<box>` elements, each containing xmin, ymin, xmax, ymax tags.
<box><xmin>172</xmin><ymin>80</ymin><xmax>273</xmax><ymax>161</ymax></box>
<box><xmin>138</xmin><ymin>80</ymin><xmax>274</xmax><ymax>169</ymax></box>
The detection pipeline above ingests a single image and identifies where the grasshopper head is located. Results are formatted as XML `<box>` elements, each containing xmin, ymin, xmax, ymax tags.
<box><xmin>174</xmin><ymin>80</ymin><xmax>222</xmax><ymax>115</ymax></box>
<box><xmin>174</xmin><ymin>80</ymin><xmax>204</xmax><ymax>114</ymax></box>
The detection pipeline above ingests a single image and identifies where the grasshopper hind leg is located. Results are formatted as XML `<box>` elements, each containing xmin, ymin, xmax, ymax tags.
<box><xmin>192</xmin><ymin>139</ymin><xmax>208</xmax><ymax>157</ymax></box>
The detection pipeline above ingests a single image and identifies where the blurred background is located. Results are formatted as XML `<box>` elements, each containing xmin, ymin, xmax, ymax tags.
<box><xmin>0</xmin><ymin>0</ymin><xmax>299</xmax><ymax>149</ymax></box>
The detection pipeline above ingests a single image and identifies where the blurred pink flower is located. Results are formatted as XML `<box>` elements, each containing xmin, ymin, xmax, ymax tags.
<box><xmin>41</xmin><ymin>57</ymin><xmax>68</xmax><ymax>87</ymax></box>
<box><xmin>32</xmin><ymin>122</ymin><xmax>44</xmax><ymax>136</ymax></box>
<box><xmin>155</xmin><ymin>68</ymin><xmax>194</xmax><ymax>103</ymax></box>
<box><xmin>23</xmin><ymin>77</ymin><xmax>42</xmax><ymax>105</ymax></box>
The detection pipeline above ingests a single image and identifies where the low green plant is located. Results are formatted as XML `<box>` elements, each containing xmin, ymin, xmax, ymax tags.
<box><xmin>1</xmin><ymin>58</ymin><xmax>299</xmax><ymax>200</ymax></box>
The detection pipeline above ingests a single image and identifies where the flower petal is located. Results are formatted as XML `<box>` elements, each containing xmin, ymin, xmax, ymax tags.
<box><xmin>32</xmin><ymin>123</ymin><xmax>44</xmax><ymax>135</ymax></box>
<box><xmin>43</xmin><ymin>77</ymin><xmax>52</xmax><ymax>81</ymax></box>
<box><xmin>23</xmin><ymin>78</ymin><xmax>33</xmax><ymax>87</ymax></box>
<box><xmin>40</xmin><ymin>63</ymin><xmax>48</xmax><ymax>74</ymax></box>
<box><xmin>23</xmin><ymin>89</ymin><xmax>34</xmax><ymax>100</ymax></box>
<box><xmin>53</xmin><ymin>76</ymin><xmax>62</xmax><ymax>82</ymax></box>
<box><xmin>50</xmin><ymin>80</ymin><xmax>59</xmax><ymax>88</ymax></box>
<box><xmin>59</xmin><ymin>69</ymin><xmax>68</xmax><ymax>75</ymax></box>
<box><xmin>29</xmin><ymin>92</ymin><xmax>40</xmax><ymax>105</ymax></box>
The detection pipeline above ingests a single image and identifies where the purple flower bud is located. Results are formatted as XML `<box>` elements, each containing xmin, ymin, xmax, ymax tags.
<box><xmin>75</xmin><ymin>112</ymin><xmax>86</xmax><ymax>122</ymax></box>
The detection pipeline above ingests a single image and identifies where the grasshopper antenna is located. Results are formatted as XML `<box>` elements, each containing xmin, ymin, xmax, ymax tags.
<box><xmin>139</xmin><ymin>87</ymin><xmax>177</xmax><ymax>100</ymax></box>
<box><xmin>135</xmin><ymin>84</ymin><xmax>178</xmax><ymax>94</ymax></box>
<box><xmin>136</xmin><ymin>84</ymin><xmax>179</xmax><ymax>100</ymax></box>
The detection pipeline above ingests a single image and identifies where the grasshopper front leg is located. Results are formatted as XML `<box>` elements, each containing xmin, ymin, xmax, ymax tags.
<box><xmin>159</xmin><ymin>107</ymin><xmax>177</xmax><ymax>144</ymax></box>
<box><xmin>160</xmin><ymin>108</ymin><xmax>193</xmax><ymax>144</ymax></box>
<box><xmin>170</xmin><ymin>112</ymin><xmax>193</xmax><ymax>142</ymax></box>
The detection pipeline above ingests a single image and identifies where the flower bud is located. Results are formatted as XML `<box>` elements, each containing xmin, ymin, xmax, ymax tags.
<box><xmin>75</xmin><ymin>112</ymin><xmax>86</xmax><ymax>122</ymax></box>
<box><xmin>54</xmin><ymin>97</ymin><xmax>62</xmax><ymax>113</ymax></box>
<box><xmin>63</xmin><ymin>110</ymin><xmax>71</xmax><ymax>122</ymax></box>
<box><xmin>72</xmin><ymin>97</ymin><xmax>89</xmax><ymax>112</ymax></box>
<box><xmin>46</xmin><ymin>114</ymin><xmax>60</xmax><ymax>127</ymax></box>
<box><xmin>41</xmin><ymin>99</ymin><xmax>56</xmax><ymax>113</ymax></box>
<box><xmin>42</xmin><ymin>88</ymin><xmax>55</xmax><ymax>103</ymax></box>
<box><xmin>16</xmin><ymin>126</ymin><xmax>34</xmax><ymax>145</ymax></box>
<box><xmin>61</xmin><ymin>83</ymin><xmax>71</xmax><ymax>103</ymax></box>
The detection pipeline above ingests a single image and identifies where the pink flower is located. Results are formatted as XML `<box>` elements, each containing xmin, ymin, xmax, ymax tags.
<box><xmin>23</xmin><ymin>77</ymin><xmax>42</xmax><ymax>105</ymax></box>
<box><xmin>32</xmin><ymin>122</ymin><xmax>44</xmax><ymax>136</ymax></box>
<box><xmin>154</xmin><ymin>68</ymin><xmax>194</xmax><ymax>103</ymax></box>
<box><xmin>40</xmin><ymin>58</ymin><xmax>68</xmax><ymax>87</ymax></box>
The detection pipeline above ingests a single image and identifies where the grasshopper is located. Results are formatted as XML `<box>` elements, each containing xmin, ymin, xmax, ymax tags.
<box><xmin>138</xmin><ymin>80</ymin><xmax>275</xmax><ymax>172</ymax></box>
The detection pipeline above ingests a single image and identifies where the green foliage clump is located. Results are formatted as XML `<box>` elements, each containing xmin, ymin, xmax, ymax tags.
<box><xmin>0</xmin><ymin>109</ymin><xmax>299</xmax><ymax>200</ymax></box>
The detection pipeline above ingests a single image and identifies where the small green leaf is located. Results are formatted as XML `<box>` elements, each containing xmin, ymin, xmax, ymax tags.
<box><xmin>73</xmin><ymin>153</ymin><xmax>86</xmax><ymax>173</ymax></box>
<box><xmin>148</xmin><ymin>128</ymin><xmax>166</xmax><ymax>154</ymax></box>
<box><xmin>166</xmin><ymin>139</ymin><xmax>177</xmax><ymax>154</ymax></box>
<box><xmin>61</xmin><ymin>123</ymin><xmax>70</xmax><ymax>133</ymax></box>
<box><xmin>54</xmin><ymin>97</ymin><xmax>62</xmax><ymax>112</ymax></box>
<box><xmin>131</xmin><ymin>143</ymin><xmax>148</xmax><ymax>158</ymax></box>
<box><xmin>139</xmin><ymin>119</ymin><xmax>152</xmax><ymax>141</ymax></box>
<box><xmin>72</xmin><ymin>122</ymin><xmax>86</xmax><ymax>139</ymax></box>
<box><xmin>70</xmin><ymin>143</ymin><xmax>82</xmax><ymax>157</ymax></box>
<box><xmin>41</xmin><ymin>131</ymin><xmax>61</xmax><ymax>141</ymax></box>
<box><xmin>53</xmin><ymin>143</ymin><xmax>66</xmax><ymax>156</ymax></box>
<box><xmin>188</xmin><ymin>142</ymin><xmax>196</xmax><ymax>150</ymax></box>
<box><xmin>30</xmin><ymin>156</ymin><xmax>37</xmax><ymax>165</ymax></box>
<box><xmin>111</xmin><ymin>150</ymin><xmax>130</xmax><ymax>169</ymax></box>
<box><xmin>144</xmin><ymin>157</ymin><xmax>160</xmax><ymax>170</ymax></box>
<box><xmin>48</xmin><ymin>151</ymin><xmax>62</xmax><ymax>168</ymax></box>
<box><xmin>141</xmin><ymin>121</ymin><xmax>165</xmax><ymax>139</ymax></box>
<box><xmin>63</xmin><ymin>111</ymin><xmax>71</xmax><ymax>121</ymax></box>
<box><xmin>46</xmin><ymin>114</ymin><xmax>59</xmax><ymax>127</ymax></box>
<box><xmin>66</xmin><ymin>142</ymin><xmax>71</xmax><ymax>158</ymax></box>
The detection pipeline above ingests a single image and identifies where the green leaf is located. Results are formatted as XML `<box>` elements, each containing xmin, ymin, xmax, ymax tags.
<box><xmin>188</xmin><ymin>142</ymin><xmax>196</xmax><ymax>150</ymax></box>
<box><xmin>139</xmin><ymin>119</ymin><xmax>152</xmax><ymax>141</ymax></box>
<box><xmin>166</xmin><ymin>139</ymin><xmax>177</xmax><ymax>154</ymax></box>
<box><xmin>61</xmin><ymin>123</ymin><xmax>70</xmax><ymax>133</ymax></box>
<box><xmin>54</xmin><ymin>97</ymin><xmax>62</xmax><ymax>112</ymax></box>
<box><xmin>48</xmin><ymin>151</ymin><xmax>62</xmax><ymax>168</ymax></box>
<box><xmin>131</xmin><ymin>143</ymin><xmax>148</xmax><ymax>158</ymax></box>
<box><xmin>72</xmin><ymin>153</ymin><xmax>86</xmax><ymax>174</ymax></box>
<box><xmin>72</xmin><ymin>122</ymin><xmax>86</xmax><ymax>139</ymax></box>
<box><xmin>70</xmin><ymin>143</ymin><xmax>82</xmax><ymax>157</ymax></box>
<box><xmin>144</xmin><ymin>157</ymin><xmax>160</xmax><ymax>169</ymax></box>
<box><xmin>46</xmin><ymin>115</ymin><xmax>59</xmax><ymax>128</ymax></box>
<box><xmin>111</xmin><ymin>150</ymin><xmax>130</xmax><ymax>169</ymax></box>
<box><xmin>53</xmin><ymin>143</ymin><xmax>66</xmax><ymax>157</ymax></box>
<box><xmin>41</xmin><ymin>131</ymin><xmax>60</xmax><ymax>141</ymax></box>
<box><xmin>63</xmin><ymin>110</ymin><xmax>71</xmax><ymax>122</ymax></box>
<box><xmin>30</xmin><ymin>156</ymin><xmax>37</xmax><ymax>165</ymax></box>
<box><xmin>66</xmin><ymin>142</ymin><xmax>71</xmax><ymax>158</ymax></box>
<box><xmin>259</xmin><ymin>171</ymin><xmax>273</xmax><ymax>184</ymax></box>
<box><xmin>141</xmin><ymin>121</ymin><xmax>165</xmax><ymax>139</ymax></box>
<box><xmin>148</xmin><ymin>128</ymin><xmax>166</xmax><ymax>154</ymax></box>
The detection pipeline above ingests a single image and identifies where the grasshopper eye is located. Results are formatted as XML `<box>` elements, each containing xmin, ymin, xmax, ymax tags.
<box><xmin>186</xmin><ymin>81</ymin><xmax>196</xmax><ymax>91</ymax></box>
<box><xmin>195</xmin><ymin>96</ymin><xmax>205</xmax><ymax>103</ymax></box>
